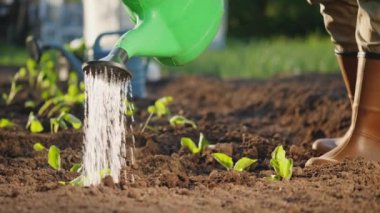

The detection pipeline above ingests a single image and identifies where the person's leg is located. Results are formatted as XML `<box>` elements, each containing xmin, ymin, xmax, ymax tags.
<box><xmin>310</xmin><ymin>0</ymin><xmax>359</xmax><ymax>154</ymax></box>
<box><xmin>307</xmin><ymin>0</ymin><xmax>380</xmax><ymax>166</ymax></box>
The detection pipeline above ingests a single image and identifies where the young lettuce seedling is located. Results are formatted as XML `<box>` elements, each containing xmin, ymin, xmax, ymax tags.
<box><xmin>212</xmin><ymin>153</ymin><xmax>257</xmax><ymax>172</ymax></box>
<box><xmin>180</xmin><ymin>133</ymin><xmax>209</xmax><ymax>154</ymax></box>
<box><xmin>141</xmin><ymin>96</ymin><xmax>173</xmax><ymax>133</ymax></box>
<box><xmin>26</xmin><ymin>112</ymin><xmax>44</xmax><ymax>133</ymax></box>
<box><xmin>170</xmin><ymin>115</ymin><xmax>197</xmax><ymax>129</ymax></box>
<box><xmin>0</xmin><ymin>119</ymin><xmax>14</xmax><ymax>128</ymax></box>
<box><xmin>269</xmin><ymin>145</ymin><xmax>293</xmax><ymax>181</ymax></box>
<box><xmin>70</xmin><ymin>163</ymin><xmax>82</xmax><ymax>173</ymax></box>
<box><xmin>124</xmin><ymin>100</ymin><xmax>137</xmax><ymax>117</ymax></box>
<box><xmin>33</xmin><ymin>143</ymin><xmax>61</xmax><ymax>170</ymax></box>
<box><xmin>2</xmin><ymin>78</ymin><xmax>23</xmax><ymax>106</ymax></box>
<box><xmin>61</xmin><ymin>168</ymin><xmax>110</xmax><ymax>187</ymax></box>
<box><xmin>50</xmin><ymin>112</ymin><xmax>82</xmax><ymax>133</ymax></box>
<box><xmin>25</xmin><ymin>100</ymin><xmax>37</xmax><ymax>109</ymax></box>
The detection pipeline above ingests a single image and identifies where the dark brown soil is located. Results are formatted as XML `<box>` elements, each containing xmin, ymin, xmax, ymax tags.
<box><xmin>1</xmin><ymin>71</ymin><xmax>380</xmax><ymax>212</ymax></box>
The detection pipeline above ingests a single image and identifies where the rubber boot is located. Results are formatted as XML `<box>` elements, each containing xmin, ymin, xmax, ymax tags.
<box><xmin>306</xmin><ymin>56</ymin><xmax>380</xmax><ymax>166</ymax></box>
<box><xmin>312</xmin><ymin>53</ymin><xmax>358</xmax><ymax>154</ymax></box>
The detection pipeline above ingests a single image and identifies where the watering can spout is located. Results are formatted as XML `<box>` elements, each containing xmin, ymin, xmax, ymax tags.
<box><xmin>83</xmin><ymin>0</ymin><xmax>224</xmax><ymax>78</ymax></box>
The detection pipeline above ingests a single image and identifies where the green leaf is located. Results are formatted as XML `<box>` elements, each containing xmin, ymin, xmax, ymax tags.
<box><xmin>63</xmin><ymin>113</ymin><xmax>82</xmax><ymax>129</ymax></box>
<box><xmin>233</xmin><ymin>157</ymin><xmax>257</xmax><ymax>172</ymax></box>
<box><xmin>154</xmin><ymin>101</ymin><xmax>169</xmax><ymax>117</ymax></box>
<box><xmin>271</xmin><ymin>145</ymin><xmax>286</xmax><ymax>161</ymax></box>
<box><xmin>148</xmin><ymin>96</ymin><xmax>173</xmax><ymax>118</ymax></box>
<box><xmin>212</xmin><ymin>153</ymin><xmax>233</xmax><ymax>170</ymax></box>
<box><xmin>266</xmin><ymin>175</ymin><xmax>281</xmax><ymax>181</ymax></box>
<box><xmin>31</xmin><ymin>119</ymin><xmax>44</xmax><ymax>133</ymax></box>
<box><xmin>70</xmin><ymin>163</ymin><xmax>82</xmax><ymax>173</ymax></box>
<box><xmin>0</xmin><ymin>119</ymin><xmax>14</xmax><ymax>128</ymax></box>
<box><xmin>169</xmin><ymin>115</ymin><xmax>197</xmax><ymax>128</ymax></box>
<box><xmin>158</xmin><ymin>96</ymin><xmax>173</xmax><ymax>105</ymax></box>
<box><xmin>198</xmin><ymin>133</ymin><xmax>209</xmax><ymax>151</ymax></box>
<box><xmin>124</xmin><ymin>100</ymin><xmax>136</xmax><ymax>116</ymax></box>
<box><xmin>99</xmin><ymin>168</ymin><xmax>111</xmax><ymax>179</ymax></box>
<box><xmin>48</xmin><ymin>145</ymin><xmax>61</xmax><ymax>170</ymax></box>
<box><xmin>27</xmin><ymin>112</ymin><xmax>44</xmax><ymax>133</ymax></box>
<box><xmin>33</xmin><ymin>142</ymin><xmax>46</xmax><ymax>151</ymax></box>
<box><xmin>147</xmin><ymin>106</ymin><xmax>156</xmax><ymax>114</ymax></box>
<box><xmin>70</xmin><ymin>176</ymin><xmax>84</xmax><ymax>187</ymax></box>
<box><xmin>15</xmin><ymin>67</ymin><xmax>27</xmax><ymax>80</ymax></box>
<box><xmin>58</xmin><ymin>181</ymin><xmax>66</xmax><ymax>185</ymax></box>
<box><xmin>25</xmin><ymin>100</ymin><xmax>37</xmax><ymax>109</ymax></box>
<box><xmin>270</xmin><ymin>145</ymin><xmax>293</xmax><ymax>180</ymax></box>
<box><xmin>50</xmin><ymin>118</ymin><xmax>59</xmax><ymax>133</ymax></box>
<box><xmin>180</xmin><ymin>137</ymin><xmax>200</xmax><ymax>154</ymax></box>
<box><xmin>38</xmin><ymin>98</ymin><xmax>55</xmax><ymax>116</ymax></box>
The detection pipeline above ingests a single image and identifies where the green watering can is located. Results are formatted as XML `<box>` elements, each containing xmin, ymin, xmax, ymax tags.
<box><xmin>83</xmin><ymin>0</ymin><xmax>224</xmax><ymax>80</ymax></box>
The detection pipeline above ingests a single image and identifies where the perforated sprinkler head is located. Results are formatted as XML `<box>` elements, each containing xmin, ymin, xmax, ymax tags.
<box><xmin>82</xmin><ymin>48</ymin><xmax>132</xmax><ymax>81</ymax></box>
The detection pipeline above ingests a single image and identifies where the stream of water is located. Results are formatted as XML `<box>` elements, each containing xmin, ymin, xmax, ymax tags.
<box><xmin>82</xmin><ymin>68</ymin><xmax>131</xmax><ymax>186</ymax></box>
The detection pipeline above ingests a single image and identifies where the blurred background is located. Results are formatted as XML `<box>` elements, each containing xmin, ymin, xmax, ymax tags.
<box><xmin>0</xmin><ymin>0</ymin><xmax>338</xmax><ymax>79</ymax></box>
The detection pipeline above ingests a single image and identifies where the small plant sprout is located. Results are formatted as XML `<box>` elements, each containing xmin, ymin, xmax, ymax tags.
<box><xmin>70</xmin><ymin>163</ymin><xmax>82</xmax><ymax>173</ymax></box>
<box><xmin>33</xmin><ymin>142</ymin><xmax>46</xmax><ymax>151</ymax></box>
<box><xmin>14</xmin><ymin>67</ymin><xmax>27</xmax><ymax>81</ymax></box>
<box><xmin>50</xmin><ymin>112</ymin><xmax>82</xmax><ymax>133</ymax></box>
<box><xmin>124</xmin><ymin>100</ymin><xmax>137</xmax><ymax>117</ymax></box>
<box><xmin>212</xmin><ymin>153</ymin><xmax>257</xmax><ymax>172</ymax></box>
<box><xmin>33</xmin><ymin>143</ymin><xmax>61</xmax><ymax>170</ymax></box>
<box><xmin>69</xmin><ymin>176</ymin><xmax>85</xmax><ymax>186</ymax></box>
<box><xmin>99</xmin><ymin>168</ymin><xmax>111</xmax><ymax>179</ymax></box>
<box><xmin>24</xmin><ymin>100</ymin><xmax>37</xmax><ymax>109</ymax></box>
<box><xmin>269</xmin><ymin>145</ymin><xmax>293</xmax><ymax>181</ymax></box>
<box><xmin>26</xmin><ymin>112</ymin><xmax>44</xmax><ymax>133</ymax></box>
<box><xmin>26</xmin><ymin>58</ymin><xmax>37</xmax><ymax>87</ymax></box>
<box><xmin>2</xmin><ymin>78</ymin><xmax>23</xmax><ymax>106</ymax></box>
<box><xmin>170</xmin><ymin>115</ymin><xmax>197</xmax><ymax>129</ymax></box>
<box><xmin>141</xmin><ymin>96</ymin><xmax>173</xmax><ymax>133</ymax></box>
<box><xmin>147</xmin><ymin>96</ymin><xmax>173</xmax><ymax>118</ymax></box>
<box><xmin>0</xmin><ymin>119</ymin><xmax>14</xmax><ymax>128</ymax></box>
<box><xmin>180</xmin><ymin>133</ymin><xmax>209</xmax><ymax>154</ymax></box>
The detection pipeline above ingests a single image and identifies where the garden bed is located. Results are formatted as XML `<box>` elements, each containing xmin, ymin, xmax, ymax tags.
<box><xmin>0</xmin><ymin>71</ymin><xmax>379</xmax><ymax>212</ymax></box>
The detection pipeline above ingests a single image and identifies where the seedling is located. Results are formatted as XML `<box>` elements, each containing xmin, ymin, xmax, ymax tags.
<box><xmin>26</xmin><ymin>112</ymin><xmax>44</xmax><ymax>133</ymax></box>
<box><xmin>147</xmin><ymin>96</ymin><xmax>173</xmax><ymax>118</ymax></box>
<box><xmin>26</xmin><ymin>58</ymin><xmax>37</xmax><ymax>88</ymax></box>
<box><xmin>70</xmin><ymin>163</ymin><xmax>82</xmax><ymax>173</ymax></box>
<box><xmin>141</xmin><ymin>96</ymin><xmax>173</xmax><ymax>133</ymax></box>
<box><xmin>2</xmin><ymin>78</ymin><xmax>23</xmax><ymax>106</ymax></box>
<box><xmin>180</xmin><ymin>133</ymin><xmax>209</xmax><ymax>154</ymax></box>
<box><xmin>269</xmin><ymin>145</ymin><xmax>293</xmax><ymax>181</ymax></box>
<box><xmin>59</xmin><ymin>175</ymin><xmax>85</xmax><ymax>186</ymax></box>
<box><xmin>25</xmin><ymin>100</ymin><xmax>37</xmax><ymax>109</ymax></box>
<box><xmin>0</xmin><ymin>119</ymin><xmax>14</xmax><ymax>128</ymax></box>
<box><xmin>69</xmin><ymin>175</ymin><xmax>85</xmax><ymax>186</ymax></box>
<box><xmin>38</xmin><ymin>86</ymin><xmax>84</xmax><ymax>118</ymax></box>
<box><xmin>50</xmin><ymin>112</ymin><xmax>82</xmax><ymax>133</ymax></box>
<box><xmin>124</xmin><ymin>100</ymin><xmax>137</xmax><ymax>117</ymax></box>
<box><xmin>170</xmin><ymin>115</ymin><xmax>197</xmax><ymax>129</ymax></box>
<box><xmin>61</xmin><ymin>168</ymin><xmax>110</xmax><ymax>187</ymax></box>
<box><xmin>212</xmin><ymin>153</ymin><xmax>257</xmax><ymax>172</ymax></box>
<box><xmin>14</xmin><ymin>67</ymin><xmax>27</xmax><ymax>81</ymax></box>
<box><xmin>33</xmin><ymin>143</ymin><xmax>61</xmax><ymax>170</ymax></box>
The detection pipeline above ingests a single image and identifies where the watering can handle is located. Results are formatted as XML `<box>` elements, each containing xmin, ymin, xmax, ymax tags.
<box><xmin>93</xmin><ymin>30</ymin><xmax>151</xmax><ymax>74</ymax></box>
<box><xmin>93</xmin><ymin>30</ymin><xmax>129</xmax><ymax>56</ymax></box>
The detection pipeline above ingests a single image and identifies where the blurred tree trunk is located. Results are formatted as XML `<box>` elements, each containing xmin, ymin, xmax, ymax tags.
<box><xmin>8</xmin><ymin>0</ymin><xmax>29</xmax><ymax>45</ymax></box>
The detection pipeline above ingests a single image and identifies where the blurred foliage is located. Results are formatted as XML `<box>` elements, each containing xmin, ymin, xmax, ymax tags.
<box><xmin>228</xmin><ymin>0</ymin><xmax>324</xmax><ymax>38</ymax></box>
<box><xmin>168</xmin><ymin>35</ymin><xmax>339</xmax><ymax>78</ymax></box>
<box><xmin>0</xmin><ymin>42</ymin><xmax>28</xmax><ymax>66</ymax></box>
